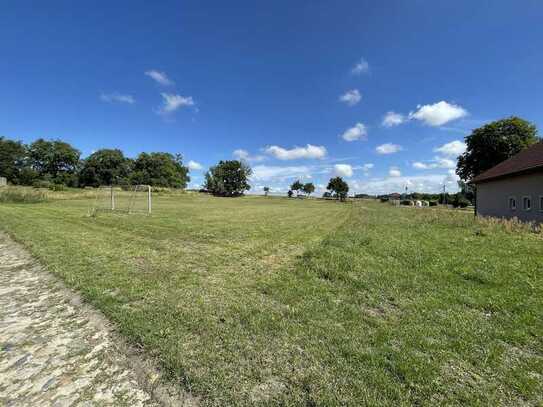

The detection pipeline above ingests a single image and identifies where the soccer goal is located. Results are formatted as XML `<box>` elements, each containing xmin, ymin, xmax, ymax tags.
<box><xmin>89</xmin><ymin>185</ymin><xmax>152</xmax><ymax>216</ymax></box>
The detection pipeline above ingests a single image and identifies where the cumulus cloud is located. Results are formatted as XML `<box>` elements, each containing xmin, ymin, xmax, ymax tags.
<box><xmin>188</xmin><ymin>160</ymin><xmax>203</xmax><ymax>170</ymax></box>
<box><xmin>251</xmin><ymin>165</ymin><xmax>312</xmax><ymax>182</ymax></box>
<box><xmin>382</xmin><ymin>111</ymin><xmax>405</xmax><ymax>127</ymax></box>
<box><xmin>100</xmin><ymin>92</ymin><xmax>135</xmax><ymax>104</ymax></box>
<box><xmin>409</xmin><ymin>101</ymin><xmax>468</xmax><ymax>126</ymax></box>
<box><xmin>362</xmin><ymin>163</ymin><xmax>374</xmax><ymax>175</ymax></box>
<box><xmin>376</xmin><ymin>143</ymin><xmax>402</xmax><ymax>155</ymax></box>
<box><xmin>339</xmin><ymin>89</ymin><xmax>361</xmax><ymax>106</ymax></box>
<box><xmin>158</xmin><ymin>93</ymin><xmax>195</xmax><ymax>114</ymax></box>
<box><xmin>351</xmin><ymin>57</ymin><xmax>369</xmax><ymax>75</ymax></box>
<box><xmin>389</xmin><ymin>167</ymin><xmax>401</xmax><ymax>177</ymax></box>
<box><xmin>145</xmin><ymin>70</ymin><xmax>174</xmax><ymax>86</ymax></box>
<box><xmin>412</xmin><ymin>157</ymin><xmax>455</xmax><ymax>170</ymax></box>
<box><xmin>434</xmin><ymin>140</ymin><xmax>467</xmax><ymax>157</ymax></box>
<box><xmin>333</xmin><ymin>164</ymin><xmax>353</xmax><ymax>178</ymax></box>
<box><xmin>265</xmin><ymin>144</ymin><xmax>327</xmax><ymax>160</ymax></box>
<box><xmin>348</xmin><ymin>174</ymin><xmax>460</xmax><ymax>195</ymax></box>
<box><xmin>341</xmin><ymin>123</ymin><xmax>367</xmax><ymax>142</ymax></box>
<box><xmin>233</xmin><ymin>149</ymin><xmax>265</xmax><ymax>162</ymax></box>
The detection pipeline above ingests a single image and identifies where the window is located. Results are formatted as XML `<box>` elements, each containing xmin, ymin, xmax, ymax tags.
<box><xmin>523</xmin><ymin>196</ymin><xmax>531</xmax><ymax>211</ymax></box>
<box><xmin>509</xmin><ymin>197</ymin><xmax>516</xmax><ymax>210</ymax></box>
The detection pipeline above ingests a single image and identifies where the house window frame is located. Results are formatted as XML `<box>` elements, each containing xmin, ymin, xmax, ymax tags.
<box><xmin>522</xmin><ymin>195</ymin><xmax>532</xmax><ymax>211</ymax></box>
<box><xmin>508</xmin><ymin>196</ymin><xmax>517</xmax><ymax>211</ymax></box>
<box><xmin>539</xmin><ymin>195</ymin><xmax>543</xmax><ymax>212</ymax></box>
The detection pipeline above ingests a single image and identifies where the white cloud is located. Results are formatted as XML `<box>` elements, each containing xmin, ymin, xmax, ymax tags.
<box><xmin>339</xmin><ymin>89</ymin><xmax>361</xmax><ymax>106</ymax></box>
<box><xmin>265</xmin><ymin>144</ymin><xmax>327</xmax><ymax>160</ymax></box>
<box><xmin>251</xmin><ymin>165</ymin><xmax>312</xmax><ymax>182</ymax></box>
<box><xmin>188</xmin><ymin>160</ymin><xmax>203</xmax><ymax>170</ymax></box>
<box><xmin>412</xmin><ymin>156</ymin><xmax>456</xmax><ymax>170</ymax></box>
<box><xmin>341</xmin><ymin>123</ymin><xmax>367</xmax><ymax>142</ymax></box>
<box><xmin>233</xmin><ymin>149</ymin><xmax>265</xmax><ymax>162</ymax></box>
<box><xmin>382</xmin><ymin>111</ymin><xmax>405</xmax><ymax>127</ymax></box>
<box><xmin>333</xmin><ymin>164</ymin><xmax>353</xmax><ymax>178</ymax></box>
<box><xmin>100</xmin><ymin>92</ymin><xmax>135</xmax><ymax>104</ymax></box>
<box><xmin>376</xmin><ymin>143</ymin><xmax>402</xmax><ymax>155</ymax></box>
<box><xmin>351</xmin><ymin>58</ymin><xmax>369</xmax><ymax>75</ymax></box>
<box><xmin>434</xmin><ymin>140</ymin><xmax>466</xmax><ymax>157</ymax></box>
<box><xmin>348</xmin><ymin>174</ymin><xmax>460</xmax><ymax>195</ymax></box>
<box><xmin>409</xmin><ymin>101</ymin><xmax>468</xmax><ymax>127</ymax></box>
<box><xmin>158</xmin><ymin>93</ymin><xmax>195</xmax><ymax>114</ymax></box>
<box><xmin>362</xmin><ymin>163</ymin><xmax>374</xmax><ymax>174</ymax></box>
<box><xmin>389</xmin><ymin>167</ymin><xmax>401</xmax><ymax>177</ymax></box>
<box><xmin>145</xmin><ymin>70</ymin><xmax>174</xmax><ymax>86</ymax></box>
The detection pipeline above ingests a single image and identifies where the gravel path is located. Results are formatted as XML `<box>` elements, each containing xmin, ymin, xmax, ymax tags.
<box><xmin>0</xmin><ymin>233</ymin><xmax>192</xmax><ymax>406</ymax></box>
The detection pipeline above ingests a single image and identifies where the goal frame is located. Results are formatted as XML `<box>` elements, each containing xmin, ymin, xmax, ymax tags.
<box><xmin>90</xmin><ymin>185</ymin><xmax>152</xmax><ymax>216</ymax></box>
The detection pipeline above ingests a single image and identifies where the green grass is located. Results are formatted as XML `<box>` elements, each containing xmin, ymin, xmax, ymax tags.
<box><xmin>0</xmin><ymin>193</ymin><xmax>542</xmax><ymax>406</ymax></box>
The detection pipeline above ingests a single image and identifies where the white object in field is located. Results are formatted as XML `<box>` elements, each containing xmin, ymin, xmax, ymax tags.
<box><xmin>90</xmin><ymin>185</ymin><xmax>152</xmax><ymax>216</ymax></box>
<box><xmin>415</xmin><ymin>200</ymin><xmax>422</xmax><ymax>207</ymax></box>
<box><xmin>0</xmin><ymin>177</ymin><xmax>6</xmax><ymax>187</ymax></box>
<box><xmin>422</xmin><ymin>200</ymin><xmax>430</xmax><ymax>207</ymax></box>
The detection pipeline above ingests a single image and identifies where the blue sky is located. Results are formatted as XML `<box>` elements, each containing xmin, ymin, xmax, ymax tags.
<box><xmin>1</xmin><ymin>1</ymin><xmax>542</xmax><ymax>194</ymax></box>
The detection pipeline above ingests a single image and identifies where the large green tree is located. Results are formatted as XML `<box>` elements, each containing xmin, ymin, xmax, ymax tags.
<box><xmin>290</xmin><ymin>180</ymin><xmax>303</xmax><ymax>195</ymax></box>
<box><xmin>204</xmin><ymin>160</ymin><xmax>251</xmax><ymax>196</ymax></box>
<box><xmin>302</xmin><ymin>182</ymin><xmax>315</xmax><ymax>197</ymax></box>
<box><xmin>0</xmin><ymin>137</ymin><xmax>27</xmax><ymax>184</ymax></box>
<box><xmin>327</xmin><ymin>176</ymin><xmax>349</xmax><ymax>201</ymax></box>
<box><xmin>79</xmin><ymin>149</ymin><xmax>132</xmax><ymax>187</ymax></box>
<box><xmin>131</xmin><ymin>152</ymin><xmax>190</xmax><ymax>188</ymax></box>
<box><xmin>27</xmin><ymin>138</ymin><xmax>80</xmax><ymax>184</ymax></box>
<box><xmin>457</xmin><ymin>117</ymin><xmax>539</xmax><ymax>181</ymax></box>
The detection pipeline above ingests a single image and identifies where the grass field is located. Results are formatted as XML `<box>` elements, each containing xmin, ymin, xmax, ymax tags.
<box><xmin>1</xmin><ymin>192</ymin><xmax>542</xmax><ymax>406</ymax></box>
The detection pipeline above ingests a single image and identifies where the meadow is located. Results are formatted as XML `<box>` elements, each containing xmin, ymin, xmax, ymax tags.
<box><xmin>0</xmin><ymin>191</ymin><xmax>542</xmax><ymax>406</ymax></box>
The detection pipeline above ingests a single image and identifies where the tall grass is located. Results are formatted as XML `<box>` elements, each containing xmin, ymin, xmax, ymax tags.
<box><xmin>0</xmin><ymin>187</ymin><xmax>48</xmax><ymax>203</ymax></box>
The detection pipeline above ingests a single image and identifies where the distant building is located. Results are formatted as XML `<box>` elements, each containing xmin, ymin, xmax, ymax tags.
<box><xmin>472</xmin><ymin>142</ymin><xmax>543</xmax><ymax>222</ymax></box>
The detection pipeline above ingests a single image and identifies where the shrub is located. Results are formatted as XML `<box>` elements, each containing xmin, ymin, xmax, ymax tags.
<box><xmin>400</xmin><ymin>200</ymin><xmax>412</xmax><ymax>206</ymax></box>
<box><xmin>380</xmin><ymin>197</ymin><xmax>389</xmax><ymax>203</ymax></box>
<box><xmin>33</xmin><ymin>180</ymin><xmax>52</xmax><ymax>189</ymax></box>
<box><xmin>429</xmin><ymin>200</ymin><xmax>438</xmax><ymax>206</ymax></box>
<box><xmin>49</xmin><ymin>183</ymin><xmax>65</xmax><ymax>191</ymax></box>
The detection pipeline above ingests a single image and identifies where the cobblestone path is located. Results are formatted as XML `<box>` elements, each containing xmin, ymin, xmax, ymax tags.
<box><xmin>0</xmin><ymin>233</ymin><xmax>167</xmax><ymax>406</ymax></box>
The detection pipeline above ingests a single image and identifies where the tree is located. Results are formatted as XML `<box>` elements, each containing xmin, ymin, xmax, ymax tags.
<box><xmin>0</xmin><ymin>137</ymin><xmax>27</xmax><ymax>184</ymax></box>
<box><xmin>27</xmin><ymin>139</ymin><xmax>80</xmax><ymax>184</ymax></box>
<box><xmin>287</xmin><ymin>190</ymin><xmax>293</xmax><ymax>198</ymax></box>
<box><xmin>131</xmin><ymin>152</ymin><xmax>190</xmax><ymax>188</ymax></box>
<box><xmin>79</xmin><ymin>149</ymin><xmax>132</xmax><ymax>187</ymax></box>
<box><xmin>302</xmin><ymin>182</ymin><xmax>315</xmax><ymax>197</ymax></box>
<box><xmin>457</xmin><ymin>117</ymin><xmax>539</xmax><ymax>181</ymax></box>
<box><xmin>327</xmin><ymin>177</ymin><xmax>349</xmax><ymax>201</ymax></box>
<box><xmin>290</xmin><ymin>180</ymin><xmax>303</xmax><ymax>195</ymax></box>
<box><xmin>263</xmin><ymin>186</ymin><xmax>270</xmax><ymax>196</ymax></box>
<box><xmin>458</xmin><ymin>180</ymin><xmax>475</xmax><ymax>204</ymax></box>
<box><xmin>204</xmin><ymin>160</ymin><xmax>251</xmax><ymax>197</ymax></box>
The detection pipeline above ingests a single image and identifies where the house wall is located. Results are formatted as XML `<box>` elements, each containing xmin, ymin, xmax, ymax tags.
<box><xmin>476</xmin><ymin>172</ymin><xmax>543</xmax><ymax>223</ymax></box>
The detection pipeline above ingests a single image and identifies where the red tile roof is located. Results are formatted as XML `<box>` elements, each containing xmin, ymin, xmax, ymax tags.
<box><xmin>472</xmin><ymin>141</ymin><xmax>543</xmax><ymax>183</ymax></box>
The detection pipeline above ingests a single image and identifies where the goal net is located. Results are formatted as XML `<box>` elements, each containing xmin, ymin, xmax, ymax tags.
<box><xmin>90</xmin><ymin>185</ymin><xmax>152</xmax><ymax>216</ymax></box>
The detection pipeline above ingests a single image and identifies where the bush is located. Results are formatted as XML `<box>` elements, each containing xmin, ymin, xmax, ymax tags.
<box><xmin>33</xmin><ymin>180</ymin><xmax>52</xmax><ymax>189</ymax></box>
<box><xmin>429</xmin><ymin>200</ymin><xmax>439</xmax><ymax>206</ymax></box>
<box><xmin>380</xmin><ymin>197</ymin><xmax>389</xmax><ymax>203</ymax></box>
<box><xmin>0</xmin><ymin>187</ymin><xmax>48</xmax><ymax>203</ymax></box>
<box><xmin>49</xmin><ymin>184</ymin><xmax>65</xmax><ymax>191</ymax></box>
<box><xmin>400</xmin><ymin>200</ymin><xmax>412</xmax><ymax>206</ymax></box>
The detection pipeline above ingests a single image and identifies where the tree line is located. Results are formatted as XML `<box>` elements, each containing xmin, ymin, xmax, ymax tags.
<box><xmin>0</xmin><ymin>137</ymin><xmax>190</xmax><ymax>188</ymax></box>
